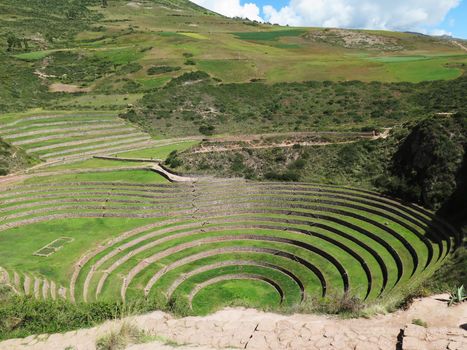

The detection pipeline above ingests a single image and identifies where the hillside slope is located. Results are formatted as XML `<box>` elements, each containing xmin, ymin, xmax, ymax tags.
<box><xmin>0</xmin><ymin>138</ymin><xmax>36</xmax><ymax>175</ymax></box>
<box><xmin>1</xmin><ymin>0</ymin><xmax>466</xmax><ymax>113</ymax></box>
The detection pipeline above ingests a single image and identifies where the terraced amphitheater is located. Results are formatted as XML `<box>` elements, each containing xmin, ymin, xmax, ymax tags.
<box><xmin>0</xmin><ymin>169</ymin><xmax>459</xmax><ymax>315</ymax></box>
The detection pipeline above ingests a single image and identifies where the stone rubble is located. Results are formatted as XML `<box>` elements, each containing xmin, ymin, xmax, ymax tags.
<box><xmin>0</xmin><ymin>295</ymin><xmax>465</xmax><ymax>350</ymax></box>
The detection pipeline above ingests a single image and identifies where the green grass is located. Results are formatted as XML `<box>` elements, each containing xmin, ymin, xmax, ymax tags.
<box><xmin>114</xmin><ymin>141</ymin><xmax>199</xmax><ymax>159</ymax></box>
<box><xmin>0</xmin><ymin>174</ymin><xmax>451</xmax><ymax>320</ymax></box>
<box><xmin>13</xmin><ymin>50</ymin><xmax>56</xmax><ymax>61</ymax></box>
<box><xmin>22</xmin><ymin>170</ymin><xmax>169</xmax><ymax>184</ymax></box>
<box><xmin>102</xmin><ymin>224</ymin><xmax>390</xmax><ymax>300</ymax></box>
<box><xmin>43</xmin><ymin>158</ymin><xmax>152</xmax><ymax>171</ymax></box>
<box><xmin>192</xmin><ymin>278</ymin><xmax>282</xmax><ymax>315</ymax></box>
<box><xmin>0</xmin><ymin>218</ymin><xmax>160</xmax><ymax>285</ymax></box>
<box><xmin>135</xmin><ymin>77</ymin><xmax>172</xmax><ymax>90</ymax></box>
<box><xmin>367</xmin><ymin>56</ymin><xmax>433</xmax><ymax>63</ymax></box>
<box><xmin>196</xmin><ymin>59</ymin><xmax>258</xmax><ymax>82</ymax></box>
<box><xmin>93</xmin><ymin>48</ymin><xmax>145</xmax><ymax>65</ymax></box>
<box><xmin>55</xmin><ymin>94</ymin><xmax>144</xmax><ymax>109</ymax></box>
<box><xmin>384</xmin><ymin>58</ymin><xmax>464</xmax><ymax>82</ymax></box>
<box><xmin>233</xmin><ymin>29</ymin><xmax>307</xmax><ymax>41</ymax></box>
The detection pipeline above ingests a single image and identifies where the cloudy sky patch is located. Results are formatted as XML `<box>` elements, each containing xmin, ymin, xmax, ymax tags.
<box><xmin>191</xmin><ymin>0</ymin><xmax>466</xmax><ymax>38</ymax></box>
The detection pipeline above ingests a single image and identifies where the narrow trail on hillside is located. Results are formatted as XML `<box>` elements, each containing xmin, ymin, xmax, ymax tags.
<box><xmin>192</xmin><ymin>129</ymin><xmax>391</xmax><ymax>154</ymax></box>
<box><xmin>451</xmin><ymin>40</ymin><xmax>467</xmax><ymax>52</ymax></box>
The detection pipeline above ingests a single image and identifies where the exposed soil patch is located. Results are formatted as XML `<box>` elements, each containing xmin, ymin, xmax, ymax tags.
<box><xmin>48</xmin><ymin>83</ymin><xmax>91</xmax><ymax>93</ymax></box>
<box><xmin>304</xmin><ymin>29</ymin><xmax>404</xmax><ymax>50</ymax></box>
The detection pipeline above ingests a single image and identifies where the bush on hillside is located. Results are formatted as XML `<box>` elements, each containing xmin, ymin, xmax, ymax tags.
<box><xmin>199</xmin><ymin>123</ymin><xmax>215</xmax><ymax>136</ymax></box>
<box><xmin>147</xmin><ymin>66</ymin><xmax>181</xmax><ymax>75</ymax></box>
<box><xmin>165</xmin><ymin>150</ymin><xmax>182</xmax><ymax>168</ymax></box>
<box><xmin>377</xmin><ymin>113</ymin><xmax>466</xmax><ymax>211</ymax></box>
<box><xmin>264</xmin><ymin>170</ymin><xmax>300</xmax><ymax>182</ymax></box>
<box><xmin>167</xmin><ymin>71</ymin><xmax>210</xmax><ymax>87</ymax></box>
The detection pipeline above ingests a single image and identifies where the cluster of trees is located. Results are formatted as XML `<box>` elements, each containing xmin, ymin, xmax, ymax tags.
<box><xmin>377</xmin><ymin>113</ymin><xmax>466</xmax><ymax>224</ymax></box>
<box><xmin>124</xmin><ymin>72</ymin><xmax>466</xmax><ymax>138</ymax></box>
<box><xmin>6</xmin><ymin>33</ymin><xmax>28</xmax><ymax>52</ymax></box>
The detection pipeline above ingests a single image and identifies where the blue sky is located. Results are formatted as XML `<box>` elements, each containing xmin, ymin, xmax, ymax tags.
<box><xmin>437</xmin><ymin>0</ymin><xmax>467</xmax><ymax>38</ymax></box>
<box><xmin>193</xmin><ymin>0</ymin><xmax>467</xmax><ymax>38</ymax></box>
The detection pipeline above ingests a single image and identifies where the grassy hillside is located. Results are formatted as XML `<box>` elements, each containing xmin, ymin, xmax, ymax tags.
<box><xmin>0</xmin><ymin>0</ymin><xmax>466</xmax><ymax>114</ymax></box>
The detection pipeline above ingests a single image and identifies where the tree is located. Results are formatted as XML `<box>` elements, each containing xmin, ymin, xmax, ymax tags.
<box><xmin>6</xmin><ymin>32</ymin><xmax>21</xmax><ymax>52</ymax></box>
<box><xmin>102</xmin><ymin>0</ymin><xmax>108</xmax><ymax>7</ymax></box>
<box><xmin>45</xmin><ymin>33</ymin><xmax>54</xmax><ymax>44</ymax></box>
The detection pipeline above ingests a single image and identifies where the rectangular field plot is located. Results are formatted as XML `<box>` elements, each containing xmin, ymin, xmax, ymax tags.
<box><xmin>34</xmin><ymin>237</ymin><xmax>74</xmax><ymax>257</ymax></box>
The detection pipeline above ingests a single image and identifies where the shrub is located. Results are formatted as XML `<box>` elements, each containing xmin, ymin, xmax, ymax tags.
<box><xmin>230</xmin><ymin>153</ymin><xmax>245</xmax><ymax>172</ymax></box>
<box><xmin>147</xmin><ymin>66</ymin><xmax>181</xmax><ymax>75</ymax></box>
<box><xmin>412</xmin><ymin>319</ymin><xmax>428</xmax><ymax>328</ymax></box>
<box><xmin>118</xmin><ymin>63</ymin><xmax>142</xmax><ymax>74</ymax></box>
<box><xmin>199</xmin><ymin>124</ymin><xmax>215</xmax><ymax>136</ymax></box>
<box><xmin>288</xmin><ymin>158</ymin><xmax>306</xmax><ymax>170</ymax></box>
<box><xmin>96</xmin><ymin>323</ymin><xmax>145</xmax><ymax>350</ymax></box>
<box><xmin>448</xmin><ymin>285</ymin><xmax>466</xmax><ymax>306</ymax></box>
<box><xmin>0</xmin><ymin>296</ymin><xmax>159</xmax><ymax>340</ymax></box>
<box><xmin>167</xmin><ymin>71</ymin><xmax>210</xmax><ymax>86</ymax></box>
<box><xmin>264</xmin><ymin>170</ymin><xmax>300</xmax><ymax>182</ymax></box>
<box><xmin>165</xmin><ymin>150</ymin><xmax>182</xmax><ymax>168</ymax></box>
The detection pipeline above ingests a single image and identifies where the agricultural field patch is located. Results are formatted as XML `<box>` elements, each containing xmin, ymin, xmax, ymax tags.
<box><xmin>196</xmin><ymin>59</ymin><xmax>258</xmax><ymax>82</ymax></box>
<box><xmin>13</xmin><ymin>50</ymin><xmax>56</xmax><ymax>61</ymax></box>
<box><xmin>179</xmin><ymin>32</ymin><xmax>208</xmax><ymax>40</ymax></box>
<box><xmin>34</xmin><ymin>237</ymin><xmax>74</xmax><ymax>257</ymax></box>
<box><xmin>233</xmin><ymin>29</ymin><xmax>307</xmax><ymax>42</ymax></box>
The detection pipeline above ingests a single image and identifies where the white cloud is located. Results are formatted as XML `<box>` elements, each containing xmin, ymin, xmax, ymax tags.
<box><xmin>191</xmin><ymin>1</ymin><xmax>460</xmax><ymax>33</ymax></box>
<box><xmin>191</xmin><ymin>0</ymin><xmax>262</xmax><ymax>21</ymax></box>
<box><xmin>261</xmin><ymin>0</ymin><xmax>460</xmax><ymax>32</ymax></box>
<box><xmin>429</xmin><ymin>28</ymin><xmax>452</xmax><ymax>36</ymax></box>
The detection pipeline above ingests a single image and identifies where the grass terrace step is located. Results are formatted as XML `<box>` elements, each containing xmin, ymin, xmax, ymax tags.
<box><xmin>0</xmin><ymin>111</ymin><xmax>156</xmax><ymax>163</ymax></box>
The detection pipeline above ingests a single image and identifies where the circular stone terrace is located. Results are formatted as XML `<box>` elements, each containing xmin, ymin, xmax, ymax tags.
<box><xmin>0</xmin><ymin>174</ymin><xmax>459</xmax><ymax>315</ymax></box>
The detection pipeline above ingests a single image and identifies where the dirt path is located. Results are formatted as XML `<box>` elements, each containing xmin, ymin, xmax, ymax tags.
<box><xmin>192</xmin><ymin>140</ymin><xmax>356</xmax><ymax>153</ymax></box>
<box><xmin>0</xmin><ymin>295</ymin><xmax>464</xmax><ymax>350</ymax></box>
<box><xmin>191</xmin><ymin>129</ymin><xmax>391</xmax><ymax>154</ymax></box>
<box><xmin>205</xmin><ymin>131</ymin><xmax>378</xmax><ymax>143</ymax></box>
<box><xmin>48</xmin><ymin>83</ymin><xmax>91</xmax><ymax>93</ymax></box>
<box><xmin>451</xmin><ymin>40</ymin><xmax>467</xmax><ymax>52</ymax></box>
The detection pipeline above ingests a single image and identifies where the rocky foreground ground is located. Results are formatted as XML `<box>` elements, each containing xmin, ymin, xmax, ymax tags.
<box><xmin>0</xmin><ymin>295</ymin><xmax>465</xmax><ymax>350</ymax></box>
